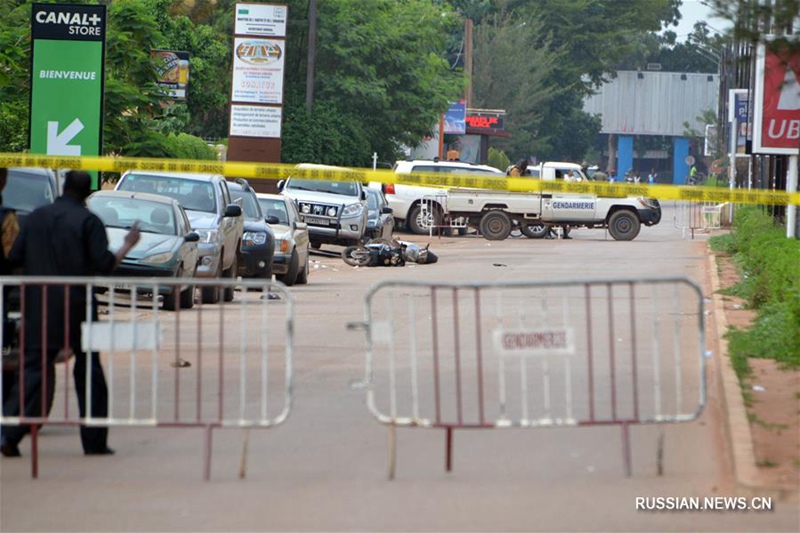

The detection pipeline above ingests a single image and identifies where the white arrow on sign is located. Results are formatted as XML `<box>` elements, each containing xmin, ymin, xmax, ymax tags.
<box><xmin>47</xmin><ymin>118</ymin><xmax>84</xmax><ymax>156</ymax></box>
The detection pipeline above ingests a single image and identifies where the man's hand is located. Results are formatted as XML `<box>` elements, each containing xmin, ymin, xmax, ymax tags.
<box><xmin>123</xmin><ymin>222</ymin><xmax>141</xmax><ymax>249</ymax></box>
<box><xmin>113</xmin><ymin>222</ymin><xmax>140</xmax><ymax>270</ymax></box>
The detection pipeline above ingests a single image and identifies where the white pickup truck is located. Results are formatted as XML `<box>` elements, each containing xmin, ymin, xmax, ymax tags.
<box><xmin>442</xmin><ymin>162</ymin><xmax>662</xmax><ymax>241</ymax></box>
<box><xmin>373</xmin><ymin>159</ymin><xmax>505</xmax><ymax>234</ymax></box>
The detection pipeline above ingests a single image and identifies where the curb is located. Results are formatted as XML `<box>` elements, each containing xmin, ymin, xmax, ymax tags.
<box><xmin>708</xmin><ymin>254</ymin><xmax>794</xmax><ymax>498</ymax></box>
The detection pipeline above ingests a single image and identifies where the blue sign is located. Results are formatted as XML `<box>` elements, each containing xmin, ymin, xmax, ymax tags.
<box><xmin>444</xmin><ymin>100</ymin><xmax>466</xmax><ymax>135</ymax></box>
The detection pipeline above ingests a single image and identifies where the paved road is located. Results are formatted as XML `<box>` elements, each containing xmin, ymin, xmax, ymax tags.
<box><xmin>2</xmin><ymin>205</ymin><xmax>798</xmax><ymax>531</ymax></box>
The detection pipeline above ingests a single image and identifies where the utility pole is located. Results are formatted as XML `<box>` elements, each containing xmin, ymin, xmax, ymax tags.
<box><xmin>465</xmin><ymin>18</ymin><xmax>473</xmax><ymax>108</ymax></box>
<box><xmin>305</xmin><ymin>0</ymin><xmax>317</xmax><ymax>113</ymax></box>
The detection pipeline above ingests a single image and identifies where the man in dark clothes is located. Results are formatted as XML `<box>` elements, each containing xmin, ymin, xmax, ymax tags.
<box><xmin>0</xmin><ymin>170</ymin><xmax>140</xmax><ymax>457</ymax></box>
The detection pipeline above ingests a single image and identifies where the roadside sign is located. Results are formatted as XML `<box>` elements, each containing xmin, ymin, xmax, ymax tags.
<box><xmin>753</xmin><ymin>39</ymin><xmax>800</xmax><ymax>154</ymax></box>
<box><xmin>29</xmin><ymin>3</ymin><xmax>106</xmax><ymax>185</ymax></box>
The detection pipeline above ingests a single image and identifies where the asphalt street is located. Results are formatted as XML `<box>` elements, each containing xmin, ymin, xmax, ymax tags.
<box><xmin>1</xmin><ymin>204</ymin><xmax>798</xmax><ymax>532</ymax></box>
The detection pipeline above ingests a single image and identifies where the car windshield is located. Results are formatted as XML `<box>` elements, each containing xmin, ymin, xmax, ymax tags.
<box><xmin>258</xmin><ymin>198</ymin><xmax>289</xmax><ymax>225</ymax></box>
<box><xmin>286</xmin><ymin>178</ymin><xmax>358</xmax><ymax>197</ymax></box>
<box><xmin>118</xmin><ymin>174</ymin><xmax>216</xmax><ymax>213</ymax></box>
<box><xmin>89</xmin><ymin>196</ymin><xmax>177</xmax><ymax>235</ymax></box>
<box><xmin>3</xmin><ymin>170</ymin><xmax>55</xmax><ymax>214</ymax></box>
<box><xmin>230</xmin><ymin>189</ymin><xmax>261</xmax><ymax>219</ymax></box>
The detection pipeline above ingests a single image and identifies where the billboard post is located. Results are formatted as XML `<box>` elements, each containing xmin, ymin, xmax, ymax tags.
<box><xmin>227</xmin><ymin>3</ymin><xmax>288</xmax><ymax>193</ymax></box>
<box><xmin>30</xmin><ymin>3</ymin><xmax>106</xmax><ymax>189</ymax></box>
<box><xmin>753</xmin><ymin>39</ymin><xmax>800</xmax><ymax>237</ymax></box>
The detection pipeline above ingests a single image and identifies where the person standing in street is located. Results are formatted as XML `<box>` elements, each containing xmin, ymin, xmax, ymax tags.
<box><xmin>1</xmin><ymin>170</ymin><xmax>140</xmax><ymax>458</ymax></box>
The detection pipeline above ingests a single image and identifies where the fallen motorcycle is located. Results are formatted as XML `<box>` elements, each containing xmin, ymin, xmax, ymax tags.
<box><xmin>341</xmin><ymin>239</ymin><xmax>438</xmax><ymax>267</ymax></box>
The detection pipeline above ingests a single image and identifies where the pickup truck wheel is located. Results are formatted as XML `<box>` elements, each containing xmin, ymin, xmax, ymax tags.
<box><xmin>520</xmin><ymin>222</ymin><xmax>548</xmax><ymax>239</ymax></box>
<box><xmin>407</xmin><ymin>204</ymin><xmax>438</xmax><ymax>235</ymax></box>
<box><xmin>201</xmin><ymin>262</ymin><xmax>223</xmax><ymax>304</ymax></box>
<box><xmin>223</xmin><ymin>254</ymin><xmax>238</xmax><ymax>302</ymax></box>
<box><xmin>479</xmin><ymin>211</ymin><xmax>512</xmax><ymax>240</ymax></box>
<box><xmin>608</xmin><ymin>210</ymin><xmax>641</xmax><ymax>241</ymax></box>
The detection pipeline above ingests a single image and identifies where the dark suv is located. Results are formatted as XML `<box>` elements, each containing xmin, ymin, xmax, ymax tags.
<box><xmin>227</xmin><ymin>179</ymin><xmax>275</xmax><ymax>280</ymax></box>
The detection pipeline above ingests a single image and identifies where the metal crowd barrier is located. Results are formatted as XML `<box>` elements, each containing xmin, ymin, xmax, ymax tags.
<box><xmin>0</xmin><ymin>276</ymin><xmax>294</xmax><ymax>480</ymax></box>
<box><xmin>420</xmin><ymin>194</ymin><xmax>469</xmax><ymax>237</ymax></box>
<box><xmin>349</xmin><ymin>278</ymin><xmax>707</xmax><ymax>479</ymax></box>
<box><xmin>673</xmin><ymin>201</ymin><xmax>725</xmax><ymax>238</ymax></box>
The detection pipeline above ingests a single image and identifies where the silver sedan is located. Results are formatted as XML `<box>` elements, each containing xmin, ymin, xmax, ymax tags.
<box><xmin>256</xmin><ymin>193</ymin><xmax>310</xmax><ymax>286</ymax></box>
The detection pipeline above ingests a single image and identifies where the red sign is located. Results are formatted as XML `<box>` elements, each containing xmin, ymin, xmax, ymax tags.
<box><xmin>754</xmin><ymin>42</ymin><xmax>800</xmax><ymax>154</ymax></box>
<box><xmin>465</xmin><ymin>113</ymin><xmax>504</xmax><ymax>132</ymax></box>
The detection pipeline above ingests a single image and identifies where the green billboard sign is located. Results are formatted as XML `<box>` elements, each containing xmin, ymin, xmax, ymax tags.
<box><xmin>29</xmin><ymin>4</ymin><xmax>106</xmax><ymax>184</ymax></box>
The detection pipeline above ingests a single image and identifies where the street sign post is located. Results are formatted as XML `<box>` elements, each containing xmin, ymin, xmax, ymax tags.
<box><xmin>29</xmin><ymin>3</ymin><xmax>106</xmax><ymax>188</ymax></box>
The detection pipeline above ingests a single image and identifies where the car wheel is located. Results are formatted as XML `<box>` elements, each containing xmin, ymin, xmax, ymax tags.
<box><xmin>162</xmin><ymin>267</ymin><xmax>182</xmax><ymax>311</ymax></box>
<box><xmin>407</xmin><ymin>204</ymin><xmax>439</xmax><ymax>235</ymax></box>
<box><xmin>479</xmin><ymin>211</ymin><xmax>512</xmax><ymax>241</ymax></box>
<box><xmin>295</xmin><ymin>249</ymin><xmax>309</xmax><ymax>285</ymax></box>
<box><xmin>310</xmin><ymin>242</ymin><xmax>321</xmax><ymax>250</ymax></box>
<box><xmin>520</xmin><ymin>222</ymin><xmax>548</xmax><ymax>239</ymax></box>
<box><xmin>179</xmin><ymin>279</ymin><xmax>195</xmax><ymax>309</ymax></box>
<box><xmin>608</xmin><ymin>210</ymin><xmax>641</xmax><ymax>241</ymax></box>
<box><xmin>223</xmin><ymin>254</ymin><xmax>238</xmax><ymax>302</ymax></box>
<box><xmin>276</xmin><ymin>249</ymin><xmax>300</xmax><ymax>286</ymax></box>
<box><xmin>201</xmin><ymin>261</ymin><xmax>222</xmax><ymax>304</ymax></box>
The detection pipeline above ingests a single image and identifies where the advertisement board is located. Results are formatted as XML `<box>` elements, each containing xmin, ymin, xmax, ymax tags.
<box><xmin>231</xmin><ymin>38</ymin><xmax>285</xmax><ymax>104</ymax></box>
<box><xmin>29</xmin><ymin>3</ymin><xmax>106</xmax><ymax>163</ymax></box>
<box><xmin>753</xmin><ymin>40</ymin><xmax>800</xmax><ymax>154</ymax></box>
<box><xmin>151</xmin><ymin>50</ymin><xmax>190</xmax><ymax>99</ymax></box>
<box><xmin>444</xmin><ymin>100</ymin><xmax>466</xmax><ymax>135</ymax></box>
<box><xmin>229</xmin><ymin>105</ymin><xmax>282</xmax><ymax>138</ymax></box>
<box><xmin>234</xmin><ymin>3</ymin><xmax>287</xmax><ymax>37</ymax></box>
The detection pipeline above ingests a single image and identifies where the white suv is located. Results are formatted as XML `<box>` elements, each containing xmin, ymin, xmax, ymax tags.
<box><xmin>372</xmin><ymin>159</ymin><xmax>504</xmax><ymax>234</ymax></box>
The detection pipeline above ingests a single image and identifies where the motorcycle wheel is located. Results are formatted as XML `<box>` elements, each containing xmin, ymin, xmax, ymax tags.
<box><xmin>342</xmin><ymin>245</ymin><xmax>372</xmax><ymax>267</ymax></box>
<box><xmin>422</xmin><ymin>250</ymin><xmax>438</xmax><ymax>264</ymax></box>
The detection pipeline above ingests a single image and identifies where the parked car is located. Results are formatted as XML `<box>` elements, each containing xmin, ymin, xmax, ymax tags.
<box><xmin>227</xmin><ymin>179</ymin><xmax>275</xmax><ymax>280</ymax></box>
<box><xmin>88</xmin><ymin>190</ymin><xmax>200</xmax><ymax>310</ymax></box>
<box><xmin>2</xmin><ymin>167</ymin><xmax>59</xmax><ymax>225</ymax></box>
<box><xmin>364</xmin><ymin>187</ymin><xmax>394</xmax><ymax>242</ymax></box>
<box><xmin>278</xmin><ymin>163</ymin><xmax>368</xmax><ymax>249</ymax></box>
<box><xmin>115</xmin><ymin>172</ymin><xmax>243</xmax><ymax>304</ymax></box>
<box><xmin>256</xmin><ymin>193</ymin><xmax>310</xmax><ymax>286</ymax></box>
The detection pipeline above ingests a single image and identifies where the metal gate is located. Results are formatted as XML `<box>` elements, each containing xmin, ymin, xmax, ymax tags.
<box><xmin>350</xmin><ymin>278</ymin><xmax>707</xmax><ymax>479</ymax></box>
<box><xmin>673</xmin><ymin>201</ymin><xmax>725</xmax><ymax>238</ymax></box>
<box><xmin>1</xmin><ymin>276</ymin><xmax>294</xmax><ymax>480</ymax></box>
<box><xmin>420</xmin><ymin>194</ymin><xmax>469</xmax><ymax>237</ymax></box>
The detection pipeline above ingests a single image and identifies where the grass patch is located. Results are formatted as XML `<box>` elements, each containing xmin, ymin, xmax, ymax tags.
<box><xmin>747</xmin><ymin>412</ymin><xmax>789</xmax><ymax>431</ymax></box>
<box><xmin>756</xmin><ymin>459</ymin><xmax>780</xmax><ymax>468</ymax></box>
<box><xmin>712</xmin><ymin>207</ymin><xmax>800</xmax><ymax>369</ymax></box>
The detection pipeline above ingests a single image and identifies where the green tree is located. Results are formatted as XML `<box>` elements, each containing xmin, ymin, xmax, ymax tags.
<box><xmin>471</xmin><ymin>12</ymin><xmax>561</xmax><ymax>160</ymax></box>
<box><xmin>311</xmin><ymin>0</ymin><xmax>464</xmax><ymax>161</ymax></box>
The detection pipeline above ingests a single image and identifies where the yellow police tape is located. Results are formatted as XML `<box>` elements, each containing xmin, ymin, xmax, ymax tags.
<box><xmin>2</xmin><ymin>152</ymin><xmax>799</xmax><ymax>206</ymax></box>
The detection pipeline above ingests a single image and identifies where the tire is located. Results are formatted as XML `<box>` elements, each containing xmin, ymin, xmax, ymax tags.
<box><xmin>422</xmin><ymin>250</ymin><xmax>438</xmax><ymax>264</ymax></box>
<box><xmin>277</xmin><ymin>249</ymin><xmax>300</xmax><ymax>286</ymax></box>
<box><xmin>456</xmin><ymin>227</ymin><xmax>468</xmax><ymax>236</ymax></box>
<box><xmin>223</xmin><ymin>254</ymin><xmax>238</xmax><ymax>302</ymax></box>
<box><xmin>479</xmin><ymin>211</ymin><xmax>512</xmax><ymax>241</ymax></box>
<box><xmin>201</xmin><ymin>261</ymin><xmax>222</xmax><ymax>304</ymax></box>
<box><xmin>163</xmin><ymin>284</ymin><xmax>179</xmax><ymax>311</ymax></box>
<box><xmin>295</xmin><ymin>250</ymin><xmax>309</xmax><ymax>285</ymax></box>
<box><xmin>341</xmin><ymin>245</ymin><xmax>371</xmax><ymax>267</ymax></box>
<box><xmin>310</xmin><ymin>242</ymin><xmax>321</xmax><ymax>250</ymax></box>
<box><xmin>608</xmin><ymin>210</ymin><xmax>641</xmax><ymax>241</ymax></box>
<box><xmin>179</xmin><ymin>282</ymin><xmax>195</xmax><ymax>309</ymax></box>
<box><xmin>520</xmin><ymin>222</ymin><xmax>548</xmax><ymax>239</ymax></box>
<box><xmin>407</xmin><ymin>204</ymin><xmax>439</xmax><ymax>235</ymax></box>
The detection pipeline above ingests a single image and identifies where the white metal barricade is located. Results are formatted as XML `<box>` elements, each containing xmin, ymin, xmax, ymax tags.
<box><xmin>420</xmin><ymin>194</ymin><xmax>469</xmax><ymax>237</ymax></box>
<box><xmin>673</xmin><ymin>201</ymin><xmax>725</xmax><ymax>238</ymax></box>
<box><xmin>350</xmin><ymin>278</ymin><xmax>707</xmax><ymax>479</ymax></box>
<box><xmin>1</xmin><ymin>276</ymin><xmax>294</xmax><ymax>480</ymax></box>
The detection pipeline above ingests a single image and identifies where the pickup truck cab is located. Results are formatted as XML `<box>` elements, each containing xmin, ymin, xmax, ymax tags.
<box><xmin>116</xmin><ymin>171</ymin><xmax>244</xmax><ymax>303</ymax></box>
<box><xmin>278</xmin><ymin>164</ymin><xmax>368</xmax><ymax>248</ymax></box>
<box><xmin>374</xmin><ymin>159</ymin><xmax>505</xmax><ymax>234</ymax></box>
<box><xmin>443</xmin><ymin>162</ymin><xmax>662</xmax><ymax>241</ymax></box>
